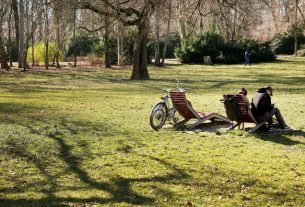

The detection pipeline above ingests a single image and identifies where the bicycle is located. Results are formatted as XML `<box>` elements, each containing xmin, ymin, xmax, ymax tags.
<box><xmin>149</xmin><ymin>80</ymin><xmax>186</xmax><ymax>131</ymax></box>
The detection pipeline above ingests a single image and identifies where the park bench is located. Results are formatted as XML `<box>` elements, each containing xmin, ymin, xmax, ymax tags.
<box><xmin>170</xmin><ymin>91</ymin><xmax>230</xmax><ymax>129</ymax></box>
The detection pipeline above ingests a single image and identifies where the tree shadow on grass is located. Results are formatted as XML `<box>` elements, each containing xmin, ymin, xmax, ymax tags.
<box><xmin>273</xmin><ymin>58</ymin><xmax>305</xmax><ymax>64</ymax></box>
<box><xmin>253</xmin><ymin>130</ymin><xmax>305</xmax><ymax>146</ymax></box>
<box><xmin>1</xmin><ymin>132</ymin><xmax>189</xmax><ymax>206</ymax></box>
<box><xmin>0</xmin><ymin>108</ymin><xmax>189</xmax><ymax>207</ymax></box>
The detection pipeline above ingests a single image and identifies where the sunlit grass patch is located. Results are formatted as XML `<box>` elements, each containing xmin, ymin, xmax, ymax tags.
<box><xmin>0</xmin><ymin>58</ymin><xmax>304</xmax><ymax>206</ymax></box>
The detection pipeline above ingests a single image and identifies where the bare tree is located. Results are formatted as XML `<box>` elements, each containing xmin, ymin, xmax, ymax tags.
<box><xmin>0</xmin><ymin>0</ymin><xmax>10</xmax><ymax>70</ymax></box>
<box><xmin>19</xmin><ymin>0</ymin><xmax>26</xmax><ymax>70</ymax></box>
<box><xmin>80</xmin><ymin>0</ymin><xmax>163</xmax><ymax>80</ymax></box>
<box><xmin>12</xmin><ymin>0</ymin><xmax>22</xmax><ymax>67</ymax></box>
<box><xmin>154</xmin><ymin>6</ymin><xmax>161</xmax><ymax>66</ymax></box>
<box><xmin>115</xmin><ymin>0</ymin><xmax>124</xmax><ymax>66</ymax></box>
<box><xmin>161</xmin><ymin>0</ymin><xmax>172</xmax><ymax>67</ymax></box>
<box><xmin>52</xmin><ymin>0</ymin><xmax>62</xmax><ymax>68</ymax></box>
<box><xmin>44</xmin><ymin>0</ymin><xmax>49</xmax><ymax>70</ymax></box>
<box><xmin>73</xmin><ymin>8</ymin><xmax>77</xmax><ymax>67</ymax></box>
<box><xmin>295</xmin><ymin>0</ymin><xmax>298</xmax><ymax>56</ymax></box>
<box><xmin>8</xmin><ymin>4</ymin><xmax>13</xmax><ymax>67</ymax></box>
<box><xmin>178</xmin><ymin>0</ymin><xmax>187</xmax><ymax>40</ymax></box>
<box><xmin>116</xmin><ymin>20</ymin><xmax>124</xmax><ymax>66</ymax></box>
<box><xmin>104</xmin><ymin>11</ymin><xmax>111</xmax><ymax>68</ymax></box>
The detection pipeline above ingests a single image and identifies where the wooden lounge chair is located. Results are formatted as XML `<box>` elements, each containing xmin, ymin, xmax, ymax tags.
<box><xmin>222</xmin><ymin>94</ymin><xmax>273</xmax><ymax>133</ymax></box>
<box><xmin>170</xmin><ymin>91</ymin><xmax>230</xmax><ymax>129</ymax></box>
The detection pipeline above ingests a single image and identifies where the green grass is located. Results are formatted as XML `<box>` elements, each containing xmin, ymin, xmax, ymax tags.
<box><xmin>0</xmin><ymin>58</ymin><xmax>304</xmax><ymax>207</ymax></box>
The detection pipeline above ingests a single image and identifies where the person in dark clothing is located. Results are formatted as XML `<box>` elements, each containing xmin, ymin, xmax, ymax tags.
<box><xmin>238</xmin><ymin>88</ymin><xmax>250</xmax><ymax>109</ymax></box>
<box><xmin>251</xmin><ymin>85</ymin><xmax>292</xmax><ymax>132</ymax></box>
<box><xmin>244</xmin><ymin>50</ymin><xmax>250</xmax><ymax>66</ymax></box>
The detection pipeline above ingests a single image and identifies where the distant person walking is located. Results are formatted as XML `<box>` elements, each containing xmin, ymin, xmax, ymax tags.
<box><xmin>244</xmin><ymin>50</ymin><xmax>250</xmax><ymax>66</ymax></box>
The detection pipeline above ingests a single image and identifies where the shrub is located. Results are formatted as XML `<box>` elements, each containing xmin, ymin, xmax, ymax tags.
<box><xmin>122</xmin><ymin>29</ymin><xmax>153</xmax><ymax>65</ymax></box>
<box><xmin>98</xmin><ymin>34</ymin><xmax>117</xmax><ymax>64</ymax></box>
<box><xmin>122</xmin><ymin>29</ymin><xmax>137</xmax><ymax>65</ymax></box>
<box><xmin>218</xmin><ymin>42</ymin><xmax>244</xmax><ymax>64</ymax></box>
<box><xmin>4</xmin><ymin>39</ymin><xmax>18</xmax><ymax>62</ymax></box>
<box><xmin>175</xmin><ymin>31</ymin><xmax>224</xmax><ymax>63</ymax></box>
<box><xmin>27</xmin><ymin>42</ymin><xmax>63</xmax><ymax>64</ymax></box>
<box><xmin>175</xmin><ymin>31</ymin><xmax>275</xmax><ymax>64</ymax></box>
<box><xmin>271</xmin><ymin>26</ymin><xmax>305</xmax><ymax>55</ymax></box>
<box><xmin>239</xmin><ymin>39</ymin><xmax>275</xmax><ymax>63</ymax></box>
<box><xmin>66</xmin><ymin>34</ymin><xmax>99</xmax><ymax>57</ymax></box>
<box><xmin>150</xmin><ymin>32</ymin><xmax>181</xmax><ymax>60</ymax></box>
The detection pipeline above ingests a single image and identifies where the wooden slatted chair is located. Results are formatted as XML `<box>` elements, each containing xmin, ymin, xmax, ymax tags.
<box><xmin>222</xmin><ymin>94</ymin><xmax>270</xmax><ymax>133</ymax></box>
<box><xmin>170</xmin><ymin>91</ymin><xmax>230</xmax><ymax>129</ymax></box>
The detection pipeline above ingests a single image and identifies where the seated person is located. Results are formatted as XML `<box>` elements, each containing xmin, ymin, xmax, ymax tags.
<box><xmin>251</xmin><ymin>85</ymin><xmax>292</xmax><ymax>132</ymax></box>
<box><xmin>237</xmin><ymin>88</ymin><xmax>250</xmax><ymax>110</ymax></box>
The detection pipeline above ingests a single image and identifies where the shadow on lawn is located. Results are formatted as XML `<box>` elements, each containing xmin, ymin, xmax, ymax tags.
<box><xmin>1</xmin><ymin>137</ymin><xmax>188</xmax><ymax>206</ymax></box>
<box><xmin>273</xmin><ymin>58</ymin><xmax>305</xmax><ymax>64</ymax></box>
<box><xmin>254</xmin><ymin>130</ymin><xmax>305</xmax><ymax>146</ymax></box>
<box><xmin>0</xmin><ymin>108</ymin><xmax>189</xmax><ymax>206</ymax></box>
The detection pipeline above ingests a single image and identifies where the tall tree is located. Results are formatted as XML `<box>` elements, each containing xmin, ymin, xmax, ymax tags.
<box><xmin>154</xmin><ymin>7</ymin><xmax>161</xmax><ymax>66</ymax></box>
<box><xmin>116</xmin><ymin>20</ymin><xmax>124</xmax><ymax>66</ymax></box>
<box><xmin>0</xmin><ymin>0</ymin><xmax>10</xmax><ymax>70</ymax></box>
<box><xmin>103</xmin><ymin>12</ymin><xmax>111</xmax><ymax>68</ymax></box>
<box><xmin>115</xmin><ymin>0</ymin><xmax>124</xmax><ymax>66</ymax></box>
<box><xmin>53</xmin><ymin>0</ymin><xmax>62</xmax><ymax>68</ymax></box>
<box><xmin>161</xmin><ymin>0</ymin><xmax>172</xmax><ymax>67</ymax></box>
<box><xmin>44</xmin><ymin>0</ymin><xmax>49</xmax><ymax>70</ymax></box>
<box><xmin>178</xmin><ymin>0</ymin><xmax>187</xmax><ymax>40</ymax></box>
<box><xmin>295</xmin><ymin>0</ymin><xmax>298</xmax><ymax>56</ymax></box>
<box><xmin>31</xmin><ymin>0</ymin><xmax>35</xmax><ymax>66</ymax></box>
<box><xmin>81</xmin><ymin>0</ymin><xmax>163</xmax><ymax>80</ymax></box>
<box><xmin>19</xmin><ymin>0</ymin><xmax>26</xmax><ymax>70</ymax></box>
<box><xmin>12</xmin><ymin>0</ymin><xmax>21</xmax><ymax>67</ymax></box>
<box><xmin>73</xmin><ymin>8</ymin><xmax>77</xmax><ymax>67</ymax></box>
<box><xmin>8</xmin><ymin>4</ymin><xmax>13</xmax><ymax>67</ymax></box>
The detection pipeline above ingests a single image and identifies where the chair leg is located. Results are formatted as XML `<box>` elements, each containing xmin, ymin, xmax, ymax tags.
<box><xmin>189</xmin><ymin>118</ymin><xmax>208</xmax><ymax>129</ymax></box>
<box><xmin>174</xmin><ymin>119</ymin><xmax>190</xmax><ymax>128</ymax></box>
<box><xmin>227</xmin><ymin>122</ymin><xmax>240</xmax><ymax>131</ymax></box>
<box><xmin>248</xmin><ymin>122</ymin><xmax>265</xmax><ymax>134</ymax></box>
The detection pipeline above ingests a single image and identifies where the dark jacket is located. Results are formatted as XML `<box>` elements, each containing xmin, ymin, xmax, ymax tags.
<box><xmin>251</xmin><ymin>88</ymin><xmax>273</xmax><ymax>118</ymax></box>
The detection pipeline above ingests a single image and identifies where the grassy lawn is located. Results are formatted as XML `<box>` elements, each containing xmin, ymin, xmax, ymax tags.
<box><xmin>0</xmin><ymin>58</ymin><xmax>304</xmax><ymax>207</ymax></box>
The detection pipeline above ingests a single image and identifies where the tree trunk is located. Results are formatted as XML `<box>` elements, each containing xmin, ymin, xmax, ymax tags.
<box><xmin>52</xmin><ymin>55</ymin><xmax>56</xmax><ymax>66</ymax></box>
<box><xmin>130</xmin><ymin>19</ymin><xmax>150</xmax><ymax>80</ymax></box>
<box><xmin>31</xmin><ymin>4</ymin><xmax>35</xmax><ymax>67</ymax></box>
<box><xmin>0</xmin><ymin>31</ymin><xmax>10</xmax><ymax>70</ymax></box>
<box><xmin>294</xmin><ymin>0</ymin><xmax>298</xmax><ymax>56</ymax></box>
<box><xmin>0</xmin><ymin>1</ymin><xmax>10</xmax><ymax>70</ymax></box>
<box><xmin>38</xmin><ymin>10</ymin><xmax>43</xmax><ymax>41</ymax></box>
<box><xmin>8</xmin><ymin>6</ymin><xmax>13</xmax><ymax>67</ymax></box>
<box><xmin>161</xmin><ymin>0</ymin><xmax>172</xmax><ymax>67</ymax></box>
<box><xmin>104</xmin><ymin>15</ymin><xmax>110</xmax><ymax>68</ymax></box>
<box><xmin>55</xmin><ymin>16</ymin><xmax>60</xmax><ymax>68</ymax></box>
<box><xmin>19</xmin><ymin>0</ymin><xmax>25</xmax><ymax>70</ymax></box>
<box><xmin>23</xmin><ymin>0</ymin><xmax>31</xmax><ymax>72</ymax></box>
<box><xmin>44</xmin><ymin>0</ymin><xmax>49</xmax><ymax>70</ymax></box>
<box><xmin>12</xmin><ymin>0</ymin><xmax>21</xmax><ymax>68</ymax></box>
<box><xmin>0</xmin><ymin>41</ymin><xmax>10</xmax><ymax>70</ymax></box>
<box><xmin>117</xmin><ymin>21</ymin><xmax>124</xmax><ymax>66</ymax></box>
<box><xmin>115</xmin><ymin>0</ymin><xmax>123</xmax><ymax>66</ymax></box>
<box><xmin>178</xmin><ymin>0</ymin><xmax>186</xmax><ymax>41</ymax></box>
<box><xmin>73</xmin><ymin>8</ymin><xmax>77</xmax><ymax>67</ymax></box>
<box><xmin>154</xmin><ymin>9</ymin><xmax>160</xmax><ymax>67</ymax></box>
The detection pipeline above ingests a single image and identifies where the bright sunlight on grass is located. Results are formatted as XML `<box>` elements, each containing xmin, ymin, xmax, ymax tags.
<box><xmin>0</xmin><ymin>58</ymin><xmax>304</xmax><ymax>207</ymax></box>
